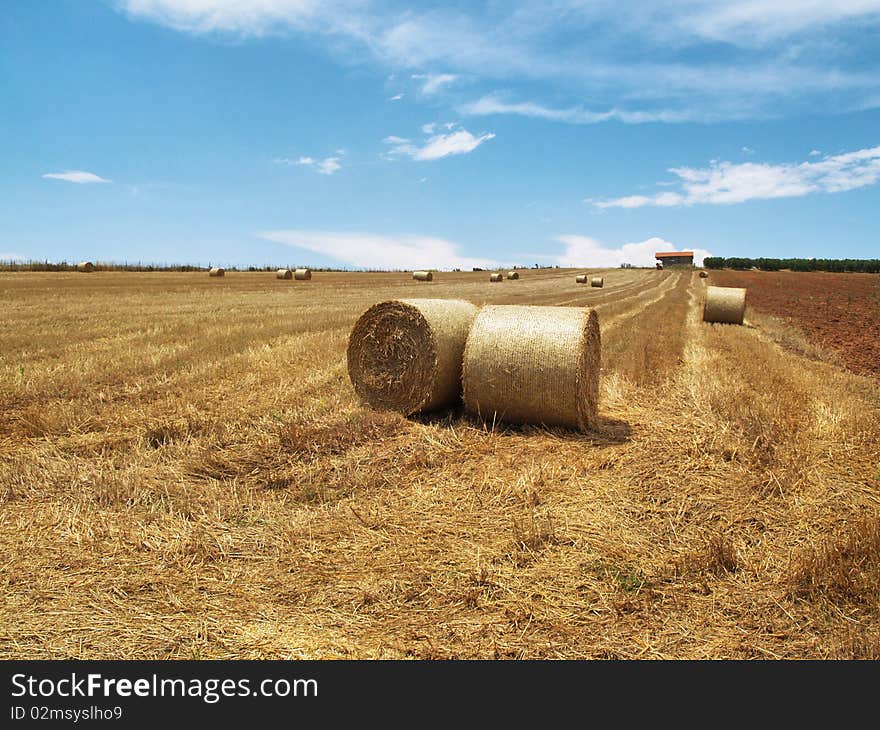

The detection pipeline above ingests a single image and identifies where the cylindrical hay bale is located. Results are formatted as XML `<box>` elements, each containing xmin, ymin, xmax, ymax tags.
<box><xmin>412</xmin><ymin>270</ymin><xmax>433</xmax><ymax>281</ymax></box>
<box><xmin>507</xmin><ymin>271</ymin><xmax>519</xmax><ymax>280</ymax></box>
<box><xmin>347</xmin><ymin>298</ymin><xmax>478</xmax><ymax>415</ymax></box>
<box><xmin>76</xmin><ymin>261</ymin><xmax>95</xmax><ymax>273</ymax></box>
<box><xmin>699</xmin><ymin>271</ymin><xmax>708</xmax><ymax>278</ymax></box>
<box><xmin>703</xmin><ymin>286</ymin><xmax>746</xmax><ymax>325</ymax></box>
<box><xmin>489</xmin><ymin>273</ymin><xmax>503</xmax><ymax>282</ymax></box>
<box><xmin>463</xmin><ymin>306</ymin><xmax>601</xmax><ymax>430</ymax></box>
<box><xmin>575</xmin><ymin>274</ymin><xmax>588</xmax><ymax>284</ymax></box>
<box><xmin>590</xmin><ymin>277</ymin><xmax>604</xmax><ymax>288</ymax></box>
<box><xmin>294</xmin><ymin>268</ymin><xmax>312</xmax><ymax>280</ymax></box>
<box><xmin>208</xmin><ymin>267</ymin><xmax>225</xmax><ymax>277</ymax></box>
<box><xmin>276</xmin><ymin>268</ymin><xmax>293</xmax><ymax>279</ymax></box>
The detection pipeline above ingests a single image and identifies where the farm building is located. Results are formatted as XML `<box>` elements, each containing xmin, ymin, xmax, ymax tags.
<box><xmin>655</xmin><ymin>251</ymin><xmax>694</xmax><ymax>267</ymax></box>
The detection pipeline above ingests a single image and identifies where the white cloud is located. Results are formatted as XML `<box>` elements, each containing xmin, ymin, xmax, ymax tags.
<box><xmin>384</xmin><ymin>125</ymin><xmax>495</xmax><ymax>161</ymax></box>
<box><xmin>595</xmin><ymin>145</ymin><xmax>880</xmax><ymax>207</ymax></box>
<box><xmin>0</xmin><ymin>252</ymin><xmax>25</xmax><ymax>261</ymax></box>
<box><xmin>555</xmin><ymin>235</ymin><xmax>712</xmax><ymax>268</ymax></box>
<box><xmin>460</xmin><ymin>95</ymin><xmax>697</xmax><ymax>124</ymax></box>
<box><xmin>421</xmin><ymin>123</ymin><xmax>436</xmax><ymax>134</ymax></box>
<box><xmin>412</xmin><ymin>73</ymin><xmax>459</xmax><ymax>95</ymax></box>
<box><xmin>809</xmin><ymin>149</ymin><xmax>822</xmax><ymax>156</ymax></box>
<box><xmin>280</xmin><ymin>154</ymin><xmax>342</xmax><ymax>174</ymax></box>
<box><xmin>741</xmin><ymin>146</ymin><xmax>755</xmax><ymax>154</ymax></box>
<box><xmin>388</xmin><ymin>93</ymin><xmax>404</xmax><ymax>100</ymax></box>
<box><xmin>42</xmin><ymin>171</ymin><xmax>112</xmax><ymax>184</ymax></box>
<box><xmin>258</xmin><ymin>229</ymin><xmax>498</xmax><ymax>270</ymax></box>
<box><xmin>118</xmin><ymin>2</ymin><xmax>880</xmax><ymax>123</ymax></box>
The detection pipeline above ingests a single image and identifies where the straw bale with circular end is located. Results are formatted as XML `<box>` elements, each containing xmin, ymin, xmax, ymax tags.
<box><xmin>412</xmin><ymin>270</ymin><xmax>433</xmax><ymax>281</ymax></box>
<box><xmin>463</xmin><ymin>305</ymin><xmax>600</xmax><ymax>430</ymax></box>
<box><xmin>590</xmin><ymin>276</ymin><xmax>604</xmax><ymax>287</ymax></box>
<box><xmin>276</xmin><ymin>268</ymin><xmax>293</xmax><ymax>279</ymax></box>
<box><xmin>347</xmin><ymin>298</ymin><xmax>478</xmax><ymax>415</ymax></box>
<box><xmin>76</xmin><ymin>261</ymin><xmax>95</xmax><ymax>273</ymax></box>
<box><xmin>489</xmin><ymin>273</ymin><xmax>503</xmax><ymax>282</ymax></box>
<box><xmin>507</xmin><ymin>271</ymin><xmax>519</xmax><ymax>280</ymax></box>
<box><xmin>208</xmin><ymin>267</ymin><xmax>225</xmax><ymax>277</ymax></box>
<box><xmin>575</xmin><ymin>274</ymin><xmax>588</xmax><ymax>284</ymax></box>
<box><xmin>699</xmin><ymin>271</ymin><xmax>708</xmax><ymax>278</ymax></box>
<box><xmin>703</xmin><ymin>285</ymin><xmax>746</xmax><ymax>325</ymax></box>
<box><xmin>294</xmin><ymin>268</ymin><xmax>312</xmax><ymax>280</ymax></box>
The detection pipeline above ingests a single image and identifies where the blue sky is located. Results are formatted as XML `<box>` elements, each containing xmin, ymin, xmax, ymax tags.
<box><xmin>2</xmin><ymin>1</ymin><xmax>880</xmax><ymax>269</ymax></box>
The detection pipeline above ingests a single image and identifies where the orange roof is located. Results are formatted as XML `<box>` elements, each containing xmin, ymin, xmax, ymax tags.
<box><xmin>655</xmin><ymin>251</ymin><xmax>694</xmax><ymax>258</ymax></box>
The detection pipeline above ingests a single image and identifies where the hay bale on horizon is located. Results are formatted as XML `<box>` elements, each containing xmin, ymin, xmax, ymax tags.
<box><xmin>489</xmin><ymin>273</ymin><xmax>503</xmax><ymax>282</ymax></box>
<box><xmin>699</xmin><ymin>271</ymin><xmax>708</xmax><ymax>278</ymax></box>
<box><xmin>590</xmin><ymin>276</ymin><xmax>604</xmax><ymax>288</ymax></box>
<box><xmin>412</xmin><ymin>270</ymin><xmax>433</xmax><ymax>281</ymax></box>
<box><xmin>507</xmin><ymin>271</ymin><xmax>519</xmax><ymax>280</ymax></box>
<box><xmin>703</xmin><ymin>285</ymin><xmax>746</xmax><ymax>325</ymax></box>
<box><xmin>463</xmin><ymin>305</ymin><xmax>600</xmax><ymax>431</ymax></box>
<box><xmin>76</xmin><ymin>261</ymin><xmax>95</xmax><ymax>273</ymax></box>
<box><xmin>276</xmin><ymin>268</ymin><xmax>293</xmax><ymax>279</ymax></box>
<box><xmin>347</xmin><ymin>298</ymin><xmax>478</xmax><ymax>415</ymax></box>
<box><xmin>575</xmin><ymin>274</ymin><xmax>588</xmax><ymax>284</ymax></box>
<box><xmin>294</xmin><ymin>268</ymin><xmax>312</xmax><ymax>280</ymax></box>
<box><xmin>208</xmin><ymin>267</ymin><xmax>225</xmax><ymax>277</ymax></box>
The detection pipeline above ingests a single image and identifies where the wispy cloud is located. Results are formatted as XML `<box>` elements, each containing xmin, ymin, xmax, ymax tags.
<box><xmin>555</xmin><ymin>235</ymin><xmax>712</xmax><ymax>268</ymax></box>
<box><xmin>383</xmin><ymin>124</ymin><xmax>494</xmax><ymax>161</ymax></box>
<box><xmin>594</xmin><ymin>145</ymin><xmax>880</xmax><ymax>208</ymax></box>
<box><xmin>412</xmin><ymin>73</ymin><xmax>458</xmax><ymax>95</ymax></box>
<box><xmin>388</xmin><ymin>92</ymin><xmax>404</xmax><ymax>100</ymax></box>
<box><xmin>741</xmin><ymin>146</ymin><xmax>755</xmax><ymax>154</ymax></box>
<box><xmin>276</xmin><ymin>154</ymin><xmax>342</xmax><ymax>175</ymax></box>
<box><xmin>42</xmin><ymin>171</ymin><xmax>112</xmax><ymax>184</ymax></box>
<box><xmin>258</xmin><ymin>229</ymin><xmax>497</xmax><ymax>270</ymax></box>
<box><xmin>460</xmin><ymin>95</ymin><xmax>697</xmax><ymax>124</ymax></box>
<box><xmin>118</xmin><ymin>2</ymin><xmax>880</xmax><ymax>123</ymax></box>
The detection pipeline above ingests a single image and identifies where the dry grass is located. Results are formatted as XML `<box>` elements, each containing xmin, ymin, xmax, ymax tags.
<box><xmin>1</xmin><ymin>268</ymin><xmax>879</xmax><ymax>659</ymax></box>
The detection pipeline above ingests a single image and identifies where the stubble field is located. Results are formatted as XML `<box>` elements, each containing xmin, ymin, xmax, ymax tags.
<box><xmin>1</xmin><ymin>268</ymin><xmax>879</xmax><ymax>659</ymax></box>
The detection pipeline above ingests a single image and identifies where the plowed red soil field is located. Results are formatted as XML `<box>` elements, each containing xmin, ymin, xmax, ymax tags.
<box><xmin>710</xmin><ymin>270</ymin><xmax>880</xmax><ymax>378</ymax></box>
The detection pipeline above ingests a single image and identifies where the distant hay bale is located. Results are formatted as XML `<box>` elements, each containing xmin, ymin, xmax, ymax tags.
<box><xmin>590</xmin><ymin>277</ymin><xmax>604</xmax><ymax>288</ymax></box>
<box><xmin>489</xmin><ymin>273</ymin><xmax>503</xmax><ymax>282</ymax></box>
<box><xmin>699</xmin><ymin>271</ymin><xmax>708</xmax><ymax>278</ymax></box>
<box><xmin>208</xmin><ymin>267</ymin><xmax>224</xmax><ymax>277</ymax></box>
<box><xmin>507</xmin><ymin>271</ymin><xmax>519</xmax><ymax>280</ymax></box>
<box><xmin>276</xmin><ymin>268</ymin><xmax>293</xmax><ymax>279</ymax></box>
<box><xmin>76</xmin><ymin>261</ymin><xmax>95</xmax><ymax>273</ymax></box>
<box><xmin>703</xmin><ymin>285</ymin><xmax>746</xmax><ymax>325</ymax></box>
<box><xmin>575</xmin><ymin>274</ymin><xmax>588</xmax><ymax>284</ymax></box>
<box><xmin>412</xmin><ymin>270</ymin><xmax>433</xmax><ymax>281</ymax></box>
<box><xmin>347</xmin><ymin>298</ymin><xmax>478</xmax><ymax>415</ymax></box>
<box><xmin>463</xmin><ymin>305</ymin><xmax>600</xmax><ymax>430</ymax></box>
<box><xmin>294</xmin><ymin>268</ymin><xmax>312</xmax><ymax>280</ymax></box>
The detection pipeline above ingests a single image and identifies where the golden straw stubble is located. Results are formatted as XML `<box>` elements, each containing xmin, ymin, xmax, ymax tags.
<box><xmin>347</xmin><ymin>298</ymin><xmax>478</xmax><ymax>415</ymax></box>
<box><xmin>703</xmin><ymin>285</ymin><xmax>746</xmax><ymax>325</ymax></box>
<box><xmin>463</xmin><ymin>305</ymin><xmax>601</xmax><ymax>430</ymax></box>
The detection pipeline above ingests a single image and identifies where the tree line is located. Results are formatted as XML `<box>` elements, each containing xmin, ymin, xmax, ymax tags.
<box><xmin>703</xmin><ymin>257</ymin><xmax>880</xmax><ymax>273</ymax></box>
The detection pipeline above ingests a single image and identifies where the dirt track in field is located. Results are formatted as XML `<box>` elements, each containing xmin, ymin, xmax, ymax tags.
<box><xmin>1</xmin><ymin>269</ymin><xmax>879</xmax><ymax>659</ymax></box>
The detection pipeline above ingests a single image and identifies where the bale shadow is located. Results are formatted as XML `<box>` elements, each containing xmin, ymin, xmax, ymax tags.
<box><xmin>410</xmin><ymin>408</ymin><xmax>631</xmax><ymax>445</ymax></box>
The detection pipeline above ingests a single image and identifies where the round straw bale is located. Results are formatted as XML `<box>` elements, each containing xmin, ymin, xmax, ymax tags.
<box><xmin>412</xmin><ymin>270</ymin><xmax>433</xmax><ymax>281</ymax></box>
<box><xmin>489</xmin><ymin>273</ymin><xmax>503</xmax><ymax>282</ymax></box>
<box><xmin>463</xmin><ymin>306</ymin><xmax>600</xmax><ymax>430</ymax></box>
<box><xmin>590</xmin><ymin>276</ymin><xmax>604</xmax><ymax>287</ymax></box>
<box><xmin>76</xmin><ymin>261</ymin><xmax>95</xmax><ymax>273</ymax></box>
<box><xmin>703</xmin><ymin>285</ymin><xmax>746</xmax><ymax>325</ymax></box>
<box><xmin>507</xmin><ymin>271</ymin><xmax>519</xmax><ymax>280</ymax></box>
<box><xmin>276</xmin><ymin>268</ymin><xmax>293</xmax><ymax>279</ymax></box>
<box><xmin>208</xmin><ymin>267</ymin><xmax>225</xmax><ymax>277</ymax></box>
<box><xmin>347</xmin><ymin>298</ymin><xmax>478</xmax><ymax>415</ymax></box>
<box><xmin>575</xmin><ymin>274</ymin><xmax>588</xmax><ymax>284</ymax></box>
<box><xmin>294</xmin><ymin>268</ymin><xmax>312</xmax><ymax>280</ymax></box>
<box><xmin>699</xmin><ymin>270</ymin><xmax>708</xmax><ymax>278</ymax></box>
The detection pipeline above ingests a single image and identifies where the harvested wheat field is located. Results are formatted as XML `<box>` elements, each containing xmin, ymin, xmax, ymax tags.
<box><xmin>1</xmin><ymin>268</ymin><xmax>879</xmax><ymax>659</ymax></box>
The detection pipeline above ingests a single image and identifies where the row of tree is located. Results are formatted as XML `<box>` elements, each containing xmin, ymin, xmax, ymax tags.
<box><xmin>703</xmin><ymin>257</ymin><xmax>880</xmax><ymax>273</ymax></box>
